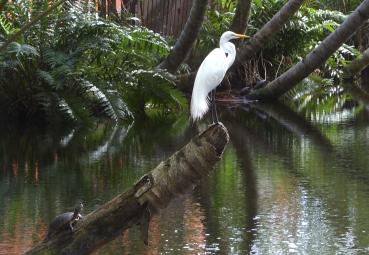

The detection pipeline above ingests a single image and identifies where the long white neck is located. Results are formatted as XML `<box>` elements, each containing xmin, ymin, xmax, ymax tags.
<box><xmin>220</xmin><ymin>41</ymin><xmax>236</xmax><ymax>69</ymax></box>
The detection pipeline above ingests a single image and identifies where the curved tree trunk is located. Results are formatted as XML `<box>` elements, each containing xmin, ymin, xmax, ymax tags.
<box><xmin>247</xmin><ymin>0</ymin><xmax>369</xmax><ymax>100</ymax></box>
<box><xmin>158</xmin><ymin>0</ymin><xmax>209</xmax><ymax>73</ymax></box>
<box><xmin>235</xmin><ymin>0</ymin><xmax>305</xmax><ymax>65</ymax></box>
<box><xmin>25</xmin><ymin>123</ymin><xmax>229</xmax><ymax>255</ymax></box>
<box><xmin>343</xmin><ymin>46</ymin><xmax>369</xmax><ymax>79</ymax></box>
<box><xmin>230</xmin><ymin>0</ymin><xmax>252</xmax><ymax>35</ymax></box>
<box><xmin>344</xmin><ymin>81</ymin><xmax>369</xmax><ymax>109</ymax></box>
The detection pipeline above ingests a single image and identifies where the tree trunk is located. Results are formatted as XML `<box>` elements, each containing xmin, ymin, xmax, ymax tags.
<box><xmin>247</xmin><ymin>0</ymin><xmax>369</xmax><ymax>100</ymax></box>
<box><xmin>25</xmin><ymin>123</ymin><xmax>229</xmax><ymax>255</ymax></box>
<box><xmin>343</xmin><ymin>45</ymin><xmax>369</xmax><ymax>102</ymax></box>
<box><xmin>352</xmin><ymin>23</ymin><xmax>369</xmax><ymax>91</ymax></box>
<box><xmin>158</xmin><ymin>0</ymin><xmax>209</xmax><ymax>73</ymax></box>
<box><xmin>235</xmin><ymin>0</ymin><xmax>305</xmax><ymax>65</ymax></box>
<box><xmin>230</xmin><ymin>0</ymin><xmax>252</xmax><ymax>35</ymax></box>
<box><xmin>344</xmin><ymin>81</ymin><xmax>369</xmax><ymax>109</ymax></box>
<box><xmin>98</xmin><ymin>0</ymin><xmax>107</xmax><ymax>19</ymax></box>
<box><xmin>343</xmin><ymin>46</ymin><xmax>369</xmax><ymax>79</ymax></box>
<box><xmin>107</xmin><ymin>0</ymin><xmax>117</xmax><ymax>17</ymax></box>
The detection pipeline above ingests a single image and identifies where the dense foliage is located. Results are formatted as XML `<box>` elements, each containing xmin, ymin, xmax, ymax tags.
<box><xmin>0</xmin><ymin>0</ymin><xmax>186</xmax><ymax>125</ymax></box>
<box><xmin>0</xmin><ymin>0</ymin><xmax>368</xmax><ymax>126</ymax></box>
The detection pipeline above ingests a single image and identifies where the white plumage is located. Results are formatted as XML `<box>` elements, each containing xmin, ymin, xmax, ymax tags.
<box><xmin>190</xmin><ymin>31</ymin><xmax>248</xmax><ymax>121</ymax></box>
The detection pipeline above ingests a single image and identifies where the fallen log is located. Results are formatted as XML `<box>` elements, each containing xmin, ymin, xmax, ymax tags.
<box><xmin>25</xmin><ymin>123</ymin><xmax>229</xmax><ymax>255</ymax></box>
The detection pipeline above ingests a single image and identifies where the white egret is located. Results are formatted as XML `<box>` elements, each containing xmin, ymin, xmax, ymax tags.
<box><xmin>190</xmin><ymin>31</ymin><xmax>249</xmax><ymax>122</ymax></box>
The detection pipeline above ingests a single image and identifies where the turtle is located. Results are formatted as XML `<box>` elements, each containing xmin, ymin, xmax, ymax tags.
<box><xmin>44</xmin><ymin>202</ymin><xmax>84</xmax><ymax>241</ymax></box>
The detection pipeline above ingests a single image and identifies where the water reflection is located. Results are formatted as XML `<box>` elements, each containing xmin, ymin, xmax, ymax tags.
<box><xmin>1</xmin><ymin>99</ymin><xmax>369</xmax><ymax>254</ymax></box>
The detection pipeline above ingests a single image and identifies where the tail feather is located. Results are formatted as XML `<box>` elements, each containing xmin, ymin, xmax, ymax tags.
<box><xmin>190</xmin><ymin>88</ymin><xmax>210</xmax><ymax>121</ymax></box>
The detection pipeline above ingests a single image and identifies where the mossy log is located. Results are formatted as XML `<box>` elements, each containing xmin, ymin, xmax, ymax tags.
<box><xmin>25</xmin><ymin>123</ymin><xmax>229</xmax><ymax>255</ymax></box>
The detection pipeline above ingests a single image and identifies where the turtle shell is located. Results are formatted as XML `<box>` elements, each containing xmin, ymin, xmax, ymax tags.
<box><xmin>45</xmin><ymin>212</ymin><xmax>75</xmax><ymax>239</ymax></box>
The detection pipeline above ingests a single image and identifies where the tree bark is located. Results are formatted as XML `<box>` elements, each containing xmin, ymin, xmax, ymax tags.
<box><xmin>230</xmin><ymin>0</ymin><xmax>252</xmax><ymax>35</ymax></box>
<box><xmin>344</xmin><ymin>81</ymin><xmax>369</xmax><ymax>109</ymax></box>
<box><xmin>358</xmin><ymin>25</ymin><xmax>369</xmax><ymax>91</ymax></box>
<box><xmin>247</xmin><ymin>0</ymin><xmax>369</xmax><ymax>100</ymax></box>
<box><xmin>107</xmin><ymin>0</ymin><xmax>117</xmax><ymax>17</ymax></box>
<box><xmin>98</xmin><ymin>0</ymin><xmax>107</xmax><ymax>19</ymax></box>
<box><xmin>235</xmin><ymin>0</ymin><xmax>305</xmax><ymax>65</ymax></box>
<box><xmin>158</xmin><ymin>0</ymin><xmax>209</xmax><ymax>73</ymax></box>
<box><xmin>25</xmin><ymin>123</ymin><xmax>229</xmax><ymax>255</ymax></box>
<box><xmin>343</xmin><ymin>46</ymin><xmax>369</xmax><ymax>79</ymax></box>
<box><xmin>343</xmin><ymin>47</ymin><xmax>369</xmax><ymax>106</ymax></box>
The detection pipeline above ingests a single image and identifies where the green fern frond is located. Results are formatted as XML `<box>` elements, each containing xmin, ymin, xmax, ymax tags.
<box><xmin>122</xmin><ymin>69</ymin><xmax>187</xmax><ymax>116</ymax></box>
<box><xmin>41</xmin><ymin>48</ymin><xmax>72</xmax><ymax>68</ymax></box>
<box><xmin>33</xmin><ymin>92</ymin><xmax>77</xmax><ymax>123</ymax></box>
<box><xmin>73</xmin><ymin>78</ymin><xmax>117</xmax><ymax>121</ymax></box>
<box><xmin>6</xmin><ymin>42</ymin><xmax>39</xmax><ymax>57</ymax></box>
<box><xmin>0</xmin><ymin>15</ymin><xmax>18</xmax><ymax>36</ymax></box>
<box><xmin>105</xmin><ymin>89</ymin><xmax>133</xmax><ymax>120</ymax></box>
<box><xmin>36</xmin><ymin>69</ymin><xmax>56</xmax><ymax>87</ymax></box>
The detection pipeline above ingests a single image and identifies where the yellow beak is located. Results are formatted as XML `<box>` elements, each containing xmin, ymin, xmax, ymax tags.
<box><xmin>235</xmin><ymin>34</ymin><xmax>250</xmax><ymax>39</ymax></box>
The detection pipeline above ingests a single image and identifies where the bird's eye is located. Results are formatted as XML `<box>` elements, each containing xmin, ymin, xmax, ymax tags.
<box><xmin>225</xmin><ymin>52</ymin><xmax>228</xmax><ymax>57</ymax></box>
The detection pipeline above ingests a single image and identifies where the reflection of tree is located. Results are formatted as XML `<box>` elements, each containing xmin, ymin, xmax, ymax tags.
<box><xmin>224</xmin><ymin>103</ymin><xmax>369</xmax><ymax>253</ymax></box>
<box><xmin>182</xmin><ymin>196</ymin><xmax>206</xmax><ymax>255</ymax></box>
<box><xmin>251</xmin><ymin>101</ymin><xmax>333</xmax><ymax>152</ymax></box>
<box><xmin>0</xmin><ymin>123</ymin><xmax>133</xmax><ymax>253</ymax></box>
<box><xmin>226</xmin><ymin>123</ymin><xmax>257</xmax><ymax>253</ymax></box>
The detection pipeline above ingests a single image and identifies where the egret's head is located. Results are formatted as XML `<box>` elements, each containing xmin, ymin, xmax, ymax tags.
<box><xmin>220</xmin><ymin>31</ymin><xmax>249</xmax><ymax>45</ymax></box>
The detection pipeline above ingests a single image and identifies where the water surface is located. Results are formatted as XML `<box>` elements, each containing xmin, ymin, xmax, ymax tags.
<box><xmin>1</xmin><ymin>100</ymin><xmax>369</xmax><ymax>254</ymax></box>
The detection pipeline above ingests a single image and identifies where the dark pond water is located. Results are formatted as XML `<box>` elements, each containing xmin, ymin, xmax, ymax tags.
<box><xmin>1</xmin><ymin>99</ymin><xmax>369</xmax><ymax>254</ymax></box>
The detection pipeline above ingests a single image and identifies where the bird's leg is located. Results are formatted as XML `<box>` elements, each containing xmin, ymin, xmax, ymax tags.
<box><xmin>213</xmin><ymin>89</ymin><xmax>219</xmax><ymax>123</ymax></box>
<box><xmin>210</xmin><ymin>90</ymin><xmax>215</xmax><ymax>124</ymax></box>
<box><xmin>69</xmin><ymin>221</ymin><xmax>74</xmax><ymax>231</ymax></box>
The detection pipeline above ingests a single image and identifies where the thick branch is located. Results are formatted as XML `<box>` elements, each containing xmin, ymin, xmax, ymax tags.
<box><xmin>158</xmin><ymin>0</ymin><xmax>209</xmax><ymax>73</ymax></box>
<box><xmin>235</xmin><ymin>0</ymin><xmax>305</xmax><ymax>65</ymax></box>
<box><xmin>25</xmin><ymin>123</ymin><xmax>229</xmax><ymax>255</ymax></box>
<box><xmin>248</xmin><ymin>0</ymin><xmax>369</xmax><ymax>99</ymax></box>
<box><xmin>343</xmin><ymin>46</ymin><xmax>369</xmax><ymax>79</ymax></box>
<box><xmin>230</xmin><ymin>0</ymin><xmax>252</xmax><ymax>35</ymax></box>
<box><xmin>344</xmin><ymin>81</ymin><xmax>369</xmax><ymax>109</ymax></box>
